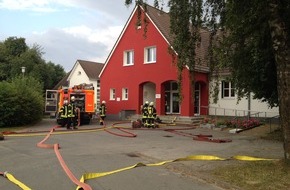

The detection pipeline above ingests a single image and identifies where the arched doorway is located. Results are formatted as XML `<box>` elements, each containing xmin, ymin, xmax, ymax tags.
<box><xmin>142</xmin><ymin>82</ymin><xmax>156</xmax><ymax>104</ymax></box>
<box><xmin>164</xmin><ymin>81</ymin><xmax>180</xmax><ymax>114</ymax></box>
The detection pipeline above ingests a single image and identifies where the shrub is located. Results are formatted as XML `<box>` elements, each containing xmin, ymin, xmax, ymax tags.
<box><xmin>225</xmin><ymin>118</ymin><xmax>261</xmax><ymax>129</ymax></box>
<box><xmin>0</xmin><ymin>76</ymin><xmax>44</xmax><ymax>128</ymax></box>
<box><xmin>201</xmin><ymin>117</ymin><xmax>216</xmax><ymax>124</ymax></box>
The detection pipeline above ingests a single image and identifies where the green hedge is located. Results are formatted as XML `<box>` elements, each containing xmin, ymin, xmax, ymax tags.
<box><xmin>0</xmin><ymin>76</ymin><xmax>44</xmax><ymax>128</ymax></box>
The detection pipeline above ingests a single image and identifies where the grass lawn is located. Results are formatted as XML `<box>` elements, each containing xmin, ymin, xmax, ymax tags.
<box><xmin>212</xmin><ymin>160</ymin><xmax>290</xmax><ymax>190</ymax></box>
<box><xmin>211</xmin><ymin>125</ymin><xmax>290</xmax><ymax>190</ymax></box>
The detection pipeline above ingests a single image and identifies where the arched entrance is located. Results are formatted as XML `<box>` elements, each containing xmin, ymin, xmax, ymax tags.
<box><xmin>164</xmin><ymin>81</ymin><xmax>180</xmax><ymax>114</ymax></box>
<box><xmin>141</xmin><ymin>82</ymin><xmax>156</xmax><ymax>104</ymax></box>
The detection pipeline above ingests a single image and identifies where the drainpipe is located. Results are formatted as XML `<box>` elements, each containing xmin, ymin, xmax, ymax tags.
<box><xmin>248</xmin><ymin>92</ymin><xmax>251</xmax><ymax>120</ymax></box>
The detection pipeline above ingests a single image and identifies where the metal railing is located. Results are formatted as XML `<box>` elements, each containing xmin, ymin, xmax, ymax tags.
<box><xmin>265</xmin><ymin>115</ymin><xmax>280</xmax><ymax>133</ymax></box>
<box><xmin>199</xmin><ymin>106</ymin><xmax>280</xmax><ymax>132</ymax></box>
<box><xmin>200</xmin><ymin>106</ymin><xmax>279</xmax><ymax>118</ymax></box>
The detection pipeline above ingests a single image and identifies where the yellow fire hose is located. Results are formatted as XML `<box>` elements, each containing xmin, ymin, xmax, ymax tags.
<box><xmin>76</xmin><ymin>154</ymin><xmax>278</xmax><ymax>190</ymax></box>
<box><xmin>0</xmin><ymin>153</ymin><xmax>279</xmax><ymax>190</ymax></box>
<box><xmin>0</xmin><ymin>171</ymin><xmax>31</xmax><ymax>190</ymax></box>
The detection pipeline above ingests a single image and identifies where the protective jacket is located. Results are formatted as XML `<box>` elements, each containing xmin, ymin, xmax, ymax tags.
<box><xmin>141</xmin><ymin>104</ymin><xmax>149</xmax><ymax>118</ymax></box>
<box><xmin>148</xmin><ymin>105</ymin><xmax>156</xmax><ymax>119</ymax></box>
<box><xmin>99</xmin><ymin>104</ymin><xmax>107</xmax><ymax>117</ymax></box>
<box><xmin>60</xmin><ymin>104</ymin><xmax>68</xmax><ymax>118</ymax></box>
<box><xmin>68</xmin><ymin>102</ymin><xmax>76</xmax><ymax>118</ymax></box>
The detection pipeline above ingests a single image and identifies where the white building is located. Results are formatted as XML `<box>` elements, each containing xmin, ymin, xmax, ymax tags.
<box><xmin>208</xmin><ymin>77</ymin><xmax>279</xmax><ymax>118</ymax></box>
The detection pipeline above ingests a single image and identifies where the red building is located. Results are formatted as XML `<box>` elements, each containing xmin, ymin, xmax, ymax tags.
<box><xmin>99</xmin><ymin>4</ymin><xmax>210</xmax><ymax>119</ymax></box>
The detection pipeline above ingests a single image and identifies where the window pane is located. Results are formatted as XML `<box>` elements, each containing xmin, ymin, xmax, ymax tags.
<box><xmin>147</xmin><ymin>49</ymin><xmax>151</xmax><ymax>62</ymax></box>
<box><xmin>172</xmin><ymin>82</ymin><xmax>178</xmax><ymax>90</ymax></box>
<box><xmin>126</xmin><ymin>52</ymin><xmax>130</xmax><ymax>64</ymax></box>
<box><xmin>122</xmin><ymin>88</ymin><xmax>128</xmax><ymax>100</ymax></box>
<box><xmin>224</xmin><ymin>89</ymin><xmax>229</xmax><ymax>97</ymax></box>
<box><xmin>165</xmin><ymin>83</ymin><xmax>170</xmax><ymax>91</ymax></box>
<box><xmin>152</xmin><ymin>47</ymin><xmax>156</xmax><ymax>61</ymax></box>
<box><xmin>110</xmin><ymin>88</ymin><xmax>116</xmax><ymax>100</ymax></box>
<box><xmin>231</xmin><ymin>89</ymin><xmax>235</xmax><ymax>97</ymax></box>
<box><xmin>124</xmin><ymin>51</ymin><xmax>134</xmax><ymax>65</ymax></box>
<box><xmin>224</xmin><ymin>81</ymin><xmax>229</xmax><ymax>88</ymax></box>
<box><xmin>131</xmin><ymin>51</ymin><xmax>134</xmax><ymax>63</ymax></box>
<box><xmin>145</xmin><ymin>47</ymin><xmax>156</xmax><ymax>62</ymax></box>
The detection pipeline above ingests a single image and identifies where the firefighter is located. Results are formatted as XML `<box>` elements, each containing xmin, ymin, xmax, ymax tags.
<box><xmin>141</xmin><ymin>101</ymin><xmax>149</xmax><ymax>127</ymax></box>
<box><xmin>147</xmin><ymin>102</ymin><xmax>157</xmax><ymax>128</ymax></box>
<box><xmin>67</xmin><ymin>96</ymin><xmax>77</xmax><ymax>129</ymax></box>
<box><xmin>99</xmin><ymin>100</ymin><xmax>107</xmax><ymax>125</ymax></box>
<box><xmin>60</xmin><ymin>99</ymin><xmax>69</xmax><ymax>128</ymax></box>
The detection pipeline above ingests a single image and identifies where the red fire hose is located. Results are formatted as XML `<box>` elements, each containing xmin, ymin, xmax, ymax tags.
<box><xmin>36</xmin><ymin>125</ymin><xmax>92</xmax><ymax>190</ymax></box>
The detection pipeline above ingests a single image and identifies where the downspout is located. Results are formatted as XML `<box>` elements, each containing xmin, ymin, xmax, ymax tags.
<box><xmin>248</xmin><ymin>92</ymin><xmax>251</xmax><ymax>120</ymax></box>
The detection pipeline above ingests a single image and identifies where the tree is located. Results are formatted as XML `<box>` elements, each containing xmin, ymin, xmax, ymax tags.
<box><xmin>0</xmin><ymin>37</ymin><xmax>66</xmax><ymax>90</ymax></box>
<box><xmin>4</xmin><ymin>36</ymin><xmax>28</xmax><ymax>57</ymax></box>
<box><xmin>125</xmin><ymin>0</ymin><xmax>290</xmax><ymax>160</ymax></box>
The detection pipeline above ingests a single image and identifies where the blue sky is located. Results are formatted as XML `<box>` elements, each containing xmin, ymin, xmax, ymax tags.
<box><xmin>0</xmin><ymin>0</ymin><xmax>146</xmax><ymax>71</ymax></box>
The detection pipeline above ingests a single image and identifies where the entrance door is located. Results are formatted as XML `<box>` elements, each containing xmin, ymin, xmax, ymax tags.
<box><xmin>194</xmin><ymin>83</ymin><xmax>200</xmax><ymax>115</ymax></box>
<box><xmin>165</xmin><ymin>81</ymin><xmax>180</xmax><ymax>114</ymax></box>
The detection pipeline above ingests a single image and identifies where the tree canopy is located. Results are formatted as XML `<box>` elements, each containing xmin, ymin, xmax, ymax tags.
<box><xmin>0</xmin><ymin>36</ymin><xmax>66</xmax><ymax>91</ymax></box>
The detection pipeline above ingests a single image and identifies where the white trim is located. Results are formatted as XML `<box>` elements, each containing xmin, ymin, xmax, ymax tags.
<box><xmin>110</xmin><ymin>88</ymin><xmax>116</xmax><ymax>100</ymax></box>
<box><xmin>123</xmin><ymin>50</ymin><xmax>134</xmax><ymax>66</ymax></box>
<box><xmin>122</xmin><ymin>88</ymin><xmax>129</xmax><ymax>100</ymax></box>
<box><xmin>144</xmin><ymin>46</ymin><xmax>157</xmax><ymax>64</ymax></box>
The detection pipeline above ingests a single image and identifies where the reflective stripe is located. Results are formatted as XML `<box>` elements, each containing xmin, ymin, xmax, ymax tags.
<box><xmin>68</xmin><ymin>103</ymin><xmax>76</xmax><ymax>117</ymax></box>
<box><xmin>60</xmin><ymin>105</ymin><xmax>68</xmax><ymax>118</ymax></box>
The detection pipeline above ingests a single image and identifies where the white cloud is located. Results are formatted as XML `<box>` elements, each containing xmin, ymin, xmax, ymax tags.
<box><xmin>0</xmin><ymin>0</ymin><xmax>58</xmax><ymax>12</ymax></box>
<box><xmin>0</xmin><ymin>0</ymin><xmax>168</xmax><ymax>72</ymax></box>
<box><xmin>26</xmin><ymin>20</ymin><xmax>125</xmax><ymax>71</ymax></box>
<box><xmin>62</xmin><ymin>25</ymin><xmax>123</xmax><ymax>50</ymax></box>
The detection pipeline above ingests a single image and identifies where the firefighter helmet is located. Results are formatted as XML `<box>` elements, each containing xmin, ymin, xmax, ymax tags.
<box><xmin>64</xmin><ymin>100</ymin><xmax>68</xmax><ymax>105</ymax></box>
<box><xmin>150</xmin><ymin>102</ymin><xmax>154</xmax><ymax>106</ymax></box>
<box><xmin>145</xmin><ymin>101</ymin><xmax>149</xmax><ymax>105</ymax></box>
<box><xmin>102</xmin><ymin>100</ymin><xmax>106</xmax><ymax>104</ymax></box>
<box><xmin>71</xmin><ymin>96</ymin><xmax>75</xmax><ymax>101</ymax></box>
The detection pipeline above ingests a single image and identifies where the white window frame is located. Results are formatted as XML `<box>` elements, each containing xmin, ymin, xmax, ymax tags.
<box><xmin>110</xmin><ymin>88</ymin><xmax>116</xmax><ymax>100</ymax></box>
<box><xmin>144</xmin><ymin>46</ymin><xmax>156</xmax><ymax>63</ymax></box>
<box><xmin>122</xmin><ymin>88</ymin><xmax>128</xmax><ymax>100</ymax></box>
<box><xmin>221</xmin><ymin>81</ymin><xmax>235</xmax><ymax>98</ymax></box>
<box><xmin>123</xmin><ymin>50</ymin><xmax>134</xmax><ymax>66</ymax></box>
